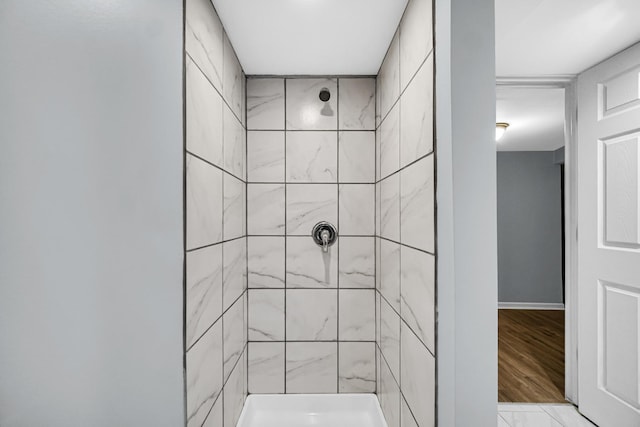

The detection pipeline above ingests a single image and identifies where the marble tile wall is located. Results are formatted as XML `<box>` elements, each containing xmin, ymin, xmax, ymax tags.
<box><xmin>185</xmin><ymin>0</ymin><xmax>247</xmax><ymax>425</ymax></box>
<box><xmin>375</xmin><ymin>0</ymin><xmax>435</xmax><ymax>426</ymax></box>
<box><xmin>246</xmin><ymin>75</ymin><xmax>377</xmax><ymax>394</ymax></box>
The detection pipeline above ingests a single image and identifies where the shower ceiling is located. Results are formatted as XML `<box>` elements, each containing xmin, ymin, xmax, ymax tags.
<box><xmin>211</xmin><ymin>0</ymin><xmax>408</xmax><ymax>75</ymax></box>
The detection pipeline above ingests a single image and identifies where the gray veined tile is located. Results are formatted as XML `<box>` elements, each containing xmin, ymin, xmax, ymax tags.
<box><xmin>499</xmin><ymin>411</ymin><xmax>562</xmax><ymax>427</ymax></box>
<box><xmin>202</xmin><ymin>394</ymin><xmax>222</xmax><ymax>427</ymax></box>
<box><xmin>222</xmin><ymin>238</ymin><xmax>246</xmax><ymax>311</ymax></box>
<box><xmin>379</xmin><ymin>351</ymin><xmax>400</xmax><ymax>427</ymax></box>
<box><xmin>380</xmin><ymin>171</ymin><xmax>400</xmax><ymax>242</ymax></box>
<box><xmin>247</xmin><ymin>131</ymin><xmax>285</xmax><ymax>182</ymax></box>
<box><xmin>223</xmin><ymin>173</ymin><xmax>245</xmax><ymax>241</ymax></box>
<box><xmin>375</xmin><ymin>128</ymin><xmax>382</xmax><ymax>182</ymax></box>
<box><xmin>377</xmin><ymin>30</ymin><xmax>400</xmax><ymax>122</ymax></box>
<box><xmin>248</xmin><ymin>289</ymin><xmax>284</xmax><ymax>341</ymax></box>
<box><xmin>401</xmin><ymin>246</ymin><xmax>435</xmax><ymax>352</ymax></box>
<box><xmin>223</xmin><ymin>106</ymin><xmax>245</xmax><ymax>180</ymax></box>
<box><xmin>400</xmin><ymin>155</ymin><xmax>435</xmax><ymax>253</ymax></box>
<box><xmin>380</xmin><ymin>239</ymin><xmax>401</xmax><ymax>310</ymax></box>
<box><xmin>376</xmin><ymin>183</ymin><xmax>381</xmax><ymax>236</ymax></box>
<box><xmin>247</xmin><ymin>78</ymin><xmax>285</xmax><ymax>130</ymax></box>
<box><xmin>248</xmin><ymin>237</ymin><xmax>285</xmax><ymax>288</ymax></box>
<box><xmin>186</xmin><ymin>154</ymin><xmax>223</xmax><ymax>250</ymax></box>
<box><xmin>286</xmin><ymin>78</ymin><xmax>338</xmax><ymax>130</ymax></box>
<box><xmin>380</xmin><ymin>298</ymin><xmax>400</xmax><ymax>381</ymax></box>
<box><xmin>400</xmin><ymin>0</ymin><xmax>434</xmax><ymax>91</ymax></box>
<box><xmin>186</xmin><ymin>321</ymin><xmax>223</xmax><ymax>427</ymax></box>
<box><xmin>185</xmin><ymin>0</ymin><xmax>224</xmax><ymax>92</ymax></box>
<box><xmin>339</xmin><ymin>289</ymin><xmax>375</xmax><ymax>341</ymax></box>
<box><xmin>286</xmin><ymin>236</ymin><xmax>337</xmax><ymax>288</ymax></box>
<box><xmin>401</xmin><ymin>396</ymin><xmax>419</xmax><ymax>427</ymax></box>
<box><xmin>186</xmin><ymin>245</ymin><xmax>223</xmax><ymax>348</ymax></box>
<box><xmin>339</xmin><ymin>342</ymin><xmax>375</xmax><ymax>393</ymax></box>
<box><xmin>286</xmin><ymin>342</ymin><xmax>338</xmax><ymax>393</ymax></box>
<box><xmin>376</xmin><ymin>291</ymin><xmax>382</xmax><ymax>344</ymax></box>
<box><xmin>286</xmin><ymin>289</ymin><xmax>337</xmax><ymax>340</ymax></box>
<box><xmin>339</xmin><ymin>184</ymin><xmax>375</xmax><ymax>235</ymax></box>
<box><xmin>224</xmin><ymin>349</ymin><xmax>247</xmax><ymax>427</ymax></box>
<box><xmin>186</xmin><ymin>57</ymin><xmax>223</xmax><ymax>168</ymax></box>
<box><xmin>338</xmin><ymin>237</ymin><xmax>375</xmax><ymax>289</ymax></box>
<box><xmin>223</xmin><ymin>34</ymin><xmax>243</xmax><ymax>120</ymax></box>
<box><xmin>400</xmin><ymin>322</ymin><xmax>435</xmax><ymax>427</ymax></box>
<box><xmin>400</xmin><ymin>55</ymin><xmax>434</xmax><ymax>168</ymax></box>
<box><xmin>339</xmin><ymin>131</ymin><xmax>375</xmax><ymax>183</ymax></box>
<box><xmin>540</xmin><ymin>405</ymin><xmax>597</xmax><ymax>426</ymax></box>
<box><xmin>380</xmin><ymin>103</ymin><xmax>400</xmax><ymax>179</ymax></box>
<box><xmin>338</xmin><ymin>78</ymin><xmax>375</xmax><ymax>130</ymax></box>
<box><xmin>249</xmin><ymin>342</ymin><xmax>285</xmax><ymax>394</ymax></box>
<box><xmin>286</xmin><ymin>131</ymin><xmax>337</xmax><ymax>183</ymax></box>
<box><xmin>497</xmin><ymin>414</ymin><xmax>510</xmax><ymax>427</ymax></box>
<box><xmin>247</xmin><ymin>184</ymin><xmax>285</xmax><ymax>235</ymax></box>
<box><xmin>286</xmin><ymin>184</ymin><xmax>337</xmax><ymax>235</ymax></box>
<box><xmin>223</xmin><ymin>295</ymin><xmax>245</xmax><ymax>381</ymax></box>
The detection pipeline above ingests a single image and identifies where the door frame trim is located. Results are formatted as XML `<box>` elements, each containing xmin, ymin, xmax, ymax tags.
<box><xmin>496</xmin><ymin>76</ymin><xmax>579</xmax><ymax>404</ymax></box>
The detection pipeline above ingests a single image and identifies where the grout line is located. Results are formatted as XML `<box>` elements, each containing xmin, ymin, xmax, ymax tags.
<box><xmin>186</xmin><ymin>150</ymin><xmax>247</xmax><ymax>184</ymax></box>
<box><xmin>336</xmin><ymin>78</ymin><xmax>341</xmax><ymax>393</ymax></box>
<box><xmin>186</xmin><ymin>235</ymin><xmax>245</xmax><ymax>253</ymax></box>
<box><xmin>186</xmin><ymin>291</ymin><xmax>246</xmax><ymax>353</ymax></box>
<box><xmin>181</xmin><ymin>0</ymin><xmax>188</xmax><ymax>424</ymax></box>
<box><xmin>283</xmin><ymin>78</ymin><xmax>288</xmax><ymax>394</ymax></box>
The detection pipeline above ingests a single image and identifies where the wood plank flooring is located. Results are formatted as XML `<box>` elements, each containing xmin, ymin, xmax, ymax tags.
<box><xmin>498</xmin><ymin>309</ymin><xmax>565</xmax><ymax>403</ymax></box>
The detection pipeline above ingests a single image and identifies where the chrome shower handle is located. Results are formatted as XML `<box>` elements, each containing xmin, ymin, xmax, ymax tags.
<box><xmin>312</xmin><ymin>221</ymin><xmax>337</xmax><ymax>253</ymax></box>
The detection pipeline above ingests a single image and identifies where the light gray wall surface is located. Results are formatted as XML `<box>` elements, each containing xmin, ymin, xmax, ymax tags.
<box><xmin>0</xmin><ymin>1</ymin><xmax>185</xmax><ymax>426</ymax></box>
<box><xmin>497</xmin><ymin>151</ymin><xmax>564</xmax><ymax>304</ymax></box>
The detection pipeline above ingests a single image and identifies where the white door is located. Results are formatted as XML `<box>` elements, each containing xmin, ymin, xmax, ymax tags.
<box><xmin>578</xmin><ymin>42</ymin><xmax>640</xmax><ymax>426</ymax></box>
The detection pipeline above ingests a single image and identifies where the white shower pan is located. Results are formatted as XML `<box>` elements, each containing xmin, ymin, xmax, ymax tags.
<box><xmin>236</xmin><ymin>394</ymin><xmax>388</xmax><ymax>427</ymax></box>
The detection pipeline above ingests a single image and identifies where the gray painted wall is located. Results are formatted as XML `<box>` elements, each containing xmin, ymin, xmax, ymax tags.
<box><xmin>0</xmin><ymin>1</ymin><xmax>185</xmax><ymax>425</ymax></box>
<box><xmin>497</xmin><ymin>151</ymin><xmax>564</xmax><ymax>304</ymax></box>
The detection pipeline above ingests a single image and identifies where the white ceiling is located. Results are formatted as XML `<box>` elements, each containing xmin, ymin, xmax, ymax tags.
<box><xmin>211</xmin><ymin>0</ymin><xmax>408</xmax><ymax>75</ymax></box>
<box><xmin>496</xmin><ymin>0</ymin><xmax>640</xmax><ymax>76</ymax></box>
<box><xmin>496</xmin><ymin>87</ymin><xmax>565</xmax><ymax>152</ymax></box>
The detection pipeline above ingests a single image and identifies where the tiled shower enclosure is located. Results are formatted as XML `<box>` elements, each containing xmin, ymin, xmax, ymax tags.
<box><xmin>184</xmin><ymin>0</ymin><xmax>434</xmax><ymax>425</ymax></box>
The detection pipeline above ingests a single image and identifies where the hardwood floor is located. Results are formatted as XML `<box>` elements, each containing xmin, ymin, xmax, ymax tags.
<box><xmin>498</xmin><ymin>309</ymin><xmax>566</xmax><ymax>403</ymax></box>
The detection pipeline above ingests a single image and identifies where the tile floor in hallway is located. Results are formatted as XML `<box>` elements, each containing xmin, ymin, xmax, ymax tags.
<box><xmin>498</xmin><ymin>404</ymin><xmax>597</xmax><ymax>426</ymax></box>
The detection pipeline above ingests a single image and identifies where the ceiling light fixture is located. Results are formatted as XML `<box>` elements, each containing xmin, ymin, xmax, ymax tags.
<box><xmin>496</xmin><ymin>122</ymin><xmax>509</xmax><ymax>141</ymax></box>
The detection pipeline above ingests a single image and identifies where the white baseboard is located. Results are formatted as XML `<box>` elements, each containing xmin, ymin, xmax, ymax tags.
<box><xmin>498</xmin><ymin>302</ymin><xmax>565</xmax><ymax>310</ymax></box>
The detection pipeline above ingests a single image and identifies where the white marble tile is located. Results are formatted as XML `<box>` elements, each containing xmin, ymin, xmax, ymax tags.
<box><xmin>339</xmin><ymin>342</ymin><xmax>375</xmax><ymax>393</ymax></box>
<box><xmin>223</xmin><ymin>106</ymin><xmax>245</xmax><ymax>179</ymax></box>
<box><xmin>223</xmin><ymin>34</ymin><xmax>243</xmax><ymax>120</ymax></box>
<box><xmin>380</xmin><ymin>298</ymin><xmax>400</xmax><ymax>381</ymax></box>
<box><xmin>400</xmin><ymin>55</ymin><xmax>434</xmax><ymax>168</ymax></box>
<box><xmin>186</xmin><ymin>245</ymin><xmax>223</xmax><ymax>348</ymax></box>
<box><xmin>338</xmin><ymin>78</ymin><xmax>375</xmax><ymax>130</ymax></box>
<box><xmin>248</xmin><ymin>237</ymin><xmax>285</xmax><ymax>288</ymax></box>
<box><xmin>375</xmin><ymin>128</ymin><xmax>382</xmax><ymax>182</ymax></box>
<box><xmin>401</xmin><ymin>246</ymin><xmax>435</xmax><ymax>351</ymax></box>
<box><xmin>286</xmin><ymin>184</ymin><xmax>337</xmax><ymax>235</ymax></box>
<box><xmin>376</xmin><ymin>292</ymin><xmax>382</xmax><ymax>344</ymax></box>
<box><xmin>286</xmin><ymin>131</ymin><xmax>337</xmax><ymax>183</ymax></box>
<box><xmin>247</xmin><ymin>131</ymin><xmax>285</xmax><ymax>182</ymax></box>
<box><xmin>286</xmin><ymin>342</ymin><xmax>338</xmax><ymax>393</ymax></box>
<box><xmin>186</xmin><ymin>154</ymin><xmax>223</xmax><ymax>250</ymax></box>
<box><xmin>499</xmin><ymin>411</ymin><xmax>562</xmax><ymax>427</ymax></box>
<box><xmin>379</xmin><ymin>351</ymin><xmax>401</xmax><ymax>427</ymax></box>
<box><xmin>497</xmin><ymin>414</ymin><xmax>510</xmax><ymax>427</ymax></box>
<box><xmin>286</xmin><ymin>236</ymin><xmax>338</xmax><ymax>288</ymax></box>
<box><xmin>339</xmin><ymin>184</ymin><xmax>375</xmax><ymax>235</ymax></box>
<box><xmin>498</xmin><ymin>404</ymin><xmax>544</xmax><ymax>413</ymax></box>
<box><xmin>400</xmin><ymin>155</ymin><xmax>434</xmax><ymax>253</ymax></box>
<box><xmin>378</xmin><ymin>30</ymin><xmax>400</xmax><ymax>122</ymax></box>
<box><xmin>380</xmin><ymin>239</ymin><xmax>401</xmax><ymax>310</ymax></box>
<box><xmin>339</xmin><ymin>290</ymin><xmax>375</xmax><ymax>341</ymax></box>
<box><xmin>248</xmin><ymin>289</ymin><xmax>284</xmax><ymax>341</ymax></box>
<box><xmin>380</xmin><ymin>174</ymin><xmax>400</xmax><ymax>242</ymax></box>
<box><xmin>202</xmin><ymin>394</ymin><xmax>222</xmax><ymax>427</ymax></box>
<box><xmin>540</xmin><ymin>405</ymin><xmax>597</xmax><ymax>427</ymax></box>
<box><xmin>247</xmin><ymin>78</ymin><xmax>285</xmax><ymax>130</ymax></box>
<box><xmin>185</xmin><ymin>0</ymin><xmax>223</xmax><ymax>92</ymax></box>
<box><xmin>400</xmin><ymin>0</ymin><xmax>434</xmax><ymax>91</ymax></box>
<box><xmin>376</xmin><ymin>183</ymin><xmax>381</xmax><ymax>236</ymax></box>
<box><xmin>400</xmin><ymin>323</ymin><xmax>435</xmax><ymax>427</ymax></box>
<box><xmin>223</xmin><ymin>295</ymin><xmax>245</xmax><ymax>381</ymax></box>
<box><xmin>339</xmin><ymin>237</ymin><xmax>375</xmax><ymax>288</ymax></box>
<box><xmin>223</xmin><ymin>173</ymin><xmax>245</xmax><ymax>241</ymax></box>
<box><xmin>380</xmin><ymin>103</ymin><xmax>400</xmax><ymax>179</ymax></box>
<box><xmin>286</xmin><ymin>78</ymin><xmax>338</xmax><ymax>130</ymax></box>
<box><xmin>249</xmin><ymin>342</ymin><xmax>285</xmax><ymax>394</ymax></box>
<box><xmin>247</xmin><ymin>184</ymin><xmax>285</xmax><ymax>235</ymax></box>
<box><xmin>375</xmin><ymin>237</ymin><xmax>381</xmax><ymax>290</ymax></box>
<box><xmin>186</xmin><ymin>57</ymin><xmax>223</xmax><ymax>168</ymax></box>
<box><xmin>401</xmin><ymin>396</ymin><xmax>419</xmax><ymax>427</ymax></box>
<box><xmin>222</xmin><ymin>238</ymin><xmax>246</xmax><ymax>311</ymax></box>
<box><xmin>339</xmin><ymin>131</ymin><xmax>375</xmax><ymax>183</ymax></box>
<box><xmin>224</xmin><ymin>349</ymin><xmax>246</xmax><ymax>427</ymax></box>
<box><xmin>286</xmin><ymin>289</ymin><xmax>337</xmax><ymax>340</ymax></box>
<box><xmin>186</xmin><ymin>321</ymin><xmax>223</xmax><ymax>427</ymax></box>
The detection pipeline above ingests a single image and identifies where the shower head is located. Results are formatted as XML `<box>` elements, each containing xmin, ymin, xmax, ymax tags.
<box><xmin>319</xmin><ymin>88</ymin><xmax>331</xmax><ymax>102</ymax></box>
